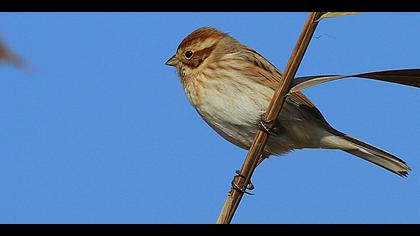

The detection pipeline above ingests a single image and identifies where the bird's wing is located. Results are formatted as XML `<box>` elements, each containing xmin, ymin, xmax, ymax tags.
<box><xmin>236</xmin><ymin>47</ymin><xmax>331</xmax><ymax>125</ymax></box>
<box><xmin>290</xmin><ymin>69</ymin><xmax>420</xmax><ymax>92</ymax></box>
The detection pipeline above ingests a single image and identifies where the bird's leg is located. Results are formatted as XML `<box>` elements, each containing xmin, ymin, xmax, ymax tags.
<box><xmin>231</xmin><ymin>154</ymin><xmax>270</xmax><ymax>194</ymax></box>
<box><xmin>231</xmin><ymin>170</ymin><xmax>254</xmax><ymax>195</ymax></box>
<box><xmin>258</xmin><ymin>113</ymin><xmax>274</xmax><ymax>134</ymax></box>
<box><xmin>230</xmin><ymin>113</ymin><xmax>274</xmax><ymax>194</ymax></box>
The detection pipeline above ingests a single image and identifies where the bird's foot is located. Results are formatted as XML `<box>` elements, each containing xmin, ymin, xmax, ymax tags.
<box><xmin>258</xmin><ymin>113</ymin><xmax>274</xmax><ymax>134</ymax></box>
<box><xmin>230</xmin><ymin>170</ymin><xmax>254</xmax><ymax>195</ymax></box>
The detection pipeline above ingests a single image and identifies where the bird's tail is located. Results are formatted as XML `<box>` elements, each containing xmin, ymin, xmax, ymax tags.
<box><xmin>320</xmin><ymin>133</ymin><xmax>411</xmax><ymax>177</ymax></box>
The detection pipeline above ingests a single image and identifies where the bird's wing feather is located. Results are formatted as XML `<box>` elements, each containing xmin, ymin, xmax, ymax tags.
<box><xmin>237</xmin><ymin>48</ymin><xmax>420</xmax><ymax>139</ymax></box>
<box><xmin>239</xmin><ymin>47</ymin><xmax>331</xmax><ymax>126</ymax></box>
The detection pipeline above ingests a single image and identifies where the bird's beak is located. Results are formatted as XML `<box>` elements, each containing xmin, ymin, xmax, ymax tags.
<box><xmin>165</xmin><ymin>55</ymin><xmax>178</xmax><ymax>67</ymax></box>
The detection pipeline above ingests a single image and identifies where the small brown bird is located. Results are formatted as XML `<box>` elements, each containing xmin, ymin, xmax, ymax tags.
<box><xmin>166</xmin><ymin>27</ymin><xmax>420</xmax><ymax>177</ymax></box>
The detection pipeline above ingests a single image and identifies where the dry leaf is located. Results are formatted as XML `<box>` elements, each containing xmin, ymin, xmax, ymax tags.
<box><xmin>290</xmin><ymin>69</ymin><xmax>420</xmax><ymax>92</ymax></box>
<box><xmin>317</xmin><ymin>12</ymin><xmax>361</xmax><ymax>21</ymax></box>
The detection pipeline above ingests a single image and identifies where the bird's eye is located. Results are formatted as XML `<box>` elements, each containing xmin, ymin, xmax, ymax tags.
<box><xmin>185</xmin><ymin>51</ymin><xmax>193</xmax><ymax>59</ymax></box>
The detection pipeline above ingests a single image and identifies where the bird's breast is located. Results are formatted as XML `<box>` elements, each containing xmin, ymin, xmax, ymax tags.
<box><xmin>185</xmin><ymin>72</ymin><xmax>275</xmax><ymax>148</ymax></box>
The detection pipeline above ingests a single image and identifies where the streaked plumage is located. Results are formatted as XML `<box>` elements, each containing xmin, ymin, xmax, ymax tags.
<box><xmin>166</xmin><ymin>27</ymin><xmax>413</xmax><ymax>176</ymax></box>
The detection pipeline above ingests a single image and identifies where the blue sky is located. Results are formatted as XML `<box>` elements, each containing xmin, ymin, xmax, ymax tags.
<box><xmin>0</xmin><ymin>12</ymin><xmax>420</xmax><ymax>223</ymax></box>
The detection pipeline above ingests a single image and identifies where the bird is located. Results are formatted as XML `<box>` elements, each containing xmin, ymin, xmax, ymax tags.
<box><xmin>166</xmin><ymin>27</ymin><xmax>420</xmax><ymax>177</ymax></box>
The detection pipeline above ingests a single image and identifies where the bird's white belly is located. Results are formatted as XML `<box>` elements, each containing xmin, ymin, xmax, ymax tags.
<box><xmin>187</xmin><ymin>76</ymin><xmax>274</xmax><ymax>149</ymax></box>
<box><xmin>184</xmin><ymin>74</ymin><xmax>323</xmax><ymax>155</ymax></box>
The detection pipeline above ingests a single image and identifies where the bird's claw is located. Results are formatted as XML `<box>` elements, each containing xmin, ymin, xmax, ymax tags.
<box><xmin>231</xmin><ymin>170</ymin><xmax>254</xmax><ymax>195</ymax></box>
<box><xmin>258</xmin><ymin>115</ymin><xmax>274</xmax><ymax>134</ymax></box>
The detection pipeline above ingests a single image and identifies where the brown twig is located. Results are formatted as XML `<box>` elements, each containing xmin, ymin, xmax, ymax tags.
<box><xmin>216</xmin><ymin>12</ymin><xmax>324</xmax><ymax>224</ymax></box>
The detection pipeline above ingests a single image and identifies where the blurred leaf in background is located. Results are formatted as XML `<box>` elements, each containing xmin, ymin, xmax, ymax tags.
<box><xmin>0</xmin><ymin>36</ymin><xmax>25</xmax><ymax>70</ymax></box>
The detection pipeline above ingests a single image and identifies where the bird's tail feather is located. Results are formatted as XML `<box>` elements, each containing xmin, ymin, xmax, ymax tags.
<box><xmin>322</xmin><ymin>134</ymin><xmax>411</xmax><ymax>177</ymax></box>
